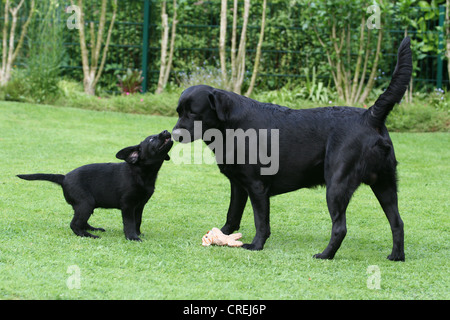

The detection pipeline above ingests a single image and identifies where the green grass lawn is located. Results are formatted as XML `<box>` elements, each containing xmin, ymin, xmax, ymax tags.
<box><xmin>0</xmin><ymin>101</ymin><xmax>449</xmax><ymax>300</ymax></box>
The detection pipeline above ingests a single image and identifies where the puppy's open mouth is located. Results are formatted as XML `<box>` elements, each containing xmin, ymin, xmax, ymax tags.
<box><xmin>159</xmin><ymin>137</ymin><xmax>172</xmax><ymax>150</ymax></box>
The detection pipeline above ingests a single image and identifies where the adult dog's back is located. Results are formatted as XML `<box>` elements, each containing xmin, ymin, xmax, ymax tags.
<box><xmin>172</xmin><ymin>37</ymin><xmax>412</xmax><ymax>261</ymax></box>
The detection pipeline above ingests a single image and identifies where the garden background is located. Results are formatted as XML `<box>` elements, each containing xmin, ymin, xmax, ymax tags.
<box><xmin>0</xmin><ymin>0</ymin><xmax>448</xmax><ymax>132</ymax></box>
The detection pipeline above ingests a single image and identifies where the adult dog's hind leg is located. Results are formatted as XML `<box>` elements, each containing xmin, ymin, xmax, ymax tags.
<box><xmin>314</xmin><ymin>175</ymin><xmax>360</xmax><ymax>260</ymax></box>
<box><xmin>371</xmin><ymin>177</ymin><xmax>405</xmax><ymax>261</ymax></box>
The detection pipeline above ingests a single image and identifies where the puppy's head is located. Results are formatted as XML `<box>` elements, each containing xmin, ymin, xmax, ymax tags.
<box><xmin>172</xmin><ymin>85</ymin><xmax>241</xmax><ymax>143</ymax></box>
<box><xmin>116</xmin><ymin>130</ymin><xmax>173</xmax><ymax>165</ymax></box>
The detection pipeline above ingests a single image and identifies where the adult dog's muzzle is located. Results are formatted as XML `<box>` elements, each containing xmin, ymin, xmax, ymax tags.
<box><xmin>171</xmin><ymin>128</ymin><xmax>184</xmax><ymax>142</ymax></box>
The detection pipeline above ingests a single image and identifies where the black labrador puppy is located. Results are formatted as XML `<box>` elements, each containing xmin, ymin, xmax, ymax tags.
<box><xmin>172</xmin><ymin>38</ymin><xmax>412</xmax><ymax>261</ymax></box>
<box><xmin>17</xmin><ymin>130</ymin><xmax>173</xmax><ymax>241</ymax></box>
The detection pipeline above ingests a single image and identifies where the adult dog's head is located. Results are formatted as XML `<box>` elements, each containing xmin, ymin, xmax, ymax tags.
<box><xmin>116</xmin><ymin>130</ymin><xmax>173</xmax><ymax>165</ymax></box>
<box><xmin>172</xmin><ymin>85</ymin><xmax>242</xmax><ymax>143</ymax></box>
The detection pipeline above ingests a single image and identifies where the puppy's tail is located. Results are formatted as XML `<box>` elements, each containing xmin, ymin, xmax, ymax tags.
<box><xmin>17</xmin><ymin>174</ymin><xmax>65</xmax><ymax>186</ymax></box>
<box><xmin>365</xmin><ymin>37</ymin><xmax>412</xmax><ymax>129</ymax></box>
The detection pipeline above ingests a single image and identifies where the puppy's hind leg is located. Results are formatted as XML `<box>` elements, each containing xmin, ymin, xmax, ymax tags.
<box><xmin>85</xmin><ymin>223</ymin><xmax>106</xmax><ymax>232</ymax></box>
<box><xmin>70</xmin><ymin>204</ymin><xmax>99</xmax><ymax>239</ymax></box>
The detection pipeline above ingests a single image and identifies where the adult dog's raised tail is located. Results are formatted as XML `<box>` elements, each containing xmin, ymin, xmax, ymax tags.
<box><xmin>366</xmin><ymin>37</ymin><xmax>412</xmax><ymax>129</ymax></box>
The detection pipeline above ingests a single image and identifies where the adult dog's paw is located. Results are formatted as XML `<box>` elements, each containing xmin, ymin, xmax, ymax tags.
<box><xmin>242</xmin><ymin>243</ymin><xmax>263</xmax><ymax>251</ymax></box>
<box><xmin>387</xmin><ymin>253</ymin><xmax>405</xmax><ymax>261</ymax></box>
<box><xmin>313</xmin><ymin>253</ymin><xmax>333</xmax><ymax>260</ymax></box>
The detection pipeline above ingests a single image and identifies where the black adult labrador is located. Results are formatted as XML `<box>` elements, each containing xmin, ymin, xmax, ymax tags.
<box><xmin>17</xmin><ymin>130</ymin><xmax>173</xmax><ymax>241</ymax></box>
<box><xmin>172</xmin><ymin>38</ymin><xmax>411</xmax><ymax>261</ymax></box>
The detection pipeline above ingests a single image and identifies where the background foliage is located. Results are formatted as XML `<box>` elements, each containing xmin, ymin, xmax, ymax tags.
<box><xmin>0</xmin><ymin>0</ymin><xmax>448</xmax><ymax>131</ymax></box>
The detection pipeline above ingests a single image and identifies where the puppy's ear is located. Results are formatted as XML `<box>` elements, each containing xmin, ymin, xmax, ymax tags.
<box><xmin>208</xmin><ymin>89</ymin><xmax>240</xmax><ymax>122</ymax></box>
<box><xmin>116</xmin><ymin>145</ymin><xmax>139</xmax><ymax>164</ymax></box>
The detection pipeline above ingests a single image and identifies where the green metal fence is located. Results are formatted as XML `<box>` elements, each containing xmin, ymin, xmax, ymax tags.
<box><xmin>87</xmin><ymin>0</ymin><xmax>450</xmax><ymax>93</ymax></box>
<box><xmin>1</xmin><ymin>0</ymin><xmax>448</xmax><ymax>94</ymax></box>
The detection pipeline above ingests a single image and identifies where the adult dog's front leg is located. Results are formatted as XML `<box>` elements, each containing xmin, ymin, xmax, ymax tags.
<box><xmin>242</xmin><ymin>184</ymin><xmax>270</xmax><ymax>251</ymax></box>
<box><xmin>221</xmin><ymin>181</ymin><xmax>248</xmax><ymax>235</ymax></box>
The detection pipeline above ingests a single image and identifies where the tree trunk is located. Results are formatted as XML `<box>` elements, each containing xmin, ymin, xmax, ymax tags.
<box><xmin>246</xmin><ymin>0</ymin><xmax>267</xmax><ymax>97</ymax></box>
<box><xmin>83</xmin><ymin>72</ymin><xmax>96</xmax><ymax>95</ymax></box>
<box><xmin>156</xmin><ymin>0</ymin><xmax>177</xmax><ymax>94</ymax></box>
<box><xmin>349</xmin><ymin>17</ymin><xmax>365</xmax><ymax>103</ymax></box>
<box><xmin>219</xmin><ymin>0</ymin><xmax>227</xmax><ymax>86</ymax></box>
<box><xmin>446</xmin><ymin>0</ymin><xmax>450</xmax><ymax>82</ymax></box>
<box><xmin>217</xmin><ymin>0</ymin><xmax>265</xmax><ymax>94</ymax></box>
<box><xmin>163</xmin><ymin>0</ymin><xmax>177</xmax><ymax>86</ymax></box>
<box><xmin>358</xmin><ymin>30</ymin><xmax>383</xmax><ymax>103</ymax></box>
<box><xmin>156</xmin><ymin>1</ymin><xmax>169</xmax><ymax>94</ymax></box>
<box><xmin>0</xmin><ymin>0</ymin><xmax>35</xmax><ymax>86</ymax></box>
<box><xmin>233</xmin><ymin>0</ymin><xmax>250</xmax><ymax>94</ymax></box>
<box><xmin>74</xmin><ymin>0</ymin><xmax>117</xmax><ymax>95</ymax></box>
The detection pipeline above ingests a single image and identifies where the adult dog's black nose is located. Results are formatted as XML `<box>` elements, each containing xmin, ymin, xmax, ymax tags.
<box><xmin>171</xmin><ymin>128</ymin><xmax>183</xmax><ymax>142</ymax></box>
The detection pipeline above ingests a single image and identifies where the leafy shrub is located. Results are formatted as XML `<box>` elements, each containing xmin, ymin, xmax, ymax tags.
<box><xmin>386</xmin><ymin>97</ymin><xmax>449</xmax><ymax>132</ymax></box>
<box><xmin>56</xmin><ymin>80</ymin><xmax>180</xmax><ymax>116</ymax></box>
<box><xmin>302</xmin><ymin>67</ymin><xmax>336</xmax><ymax>104</ymax></box>
<box><xmin>0</xmin><ymin>70</ymin><xmax>28</xmax><ymax>102</ymax></box>
<box><xmin>178</xmin><ymin>65</ymin><xmax>229</xmax><ymax>90</ymax></box>
<box><xmin>117</xmin><ymin>69</ymin><xmax>144</xmax><ymax>95</ymax></box>
<box><xmin>251</xmin><ymin>70</ymin><xmax>337</xmax><ymax>109</ymax></box>
<box><xmin>23</xmin><ymin>0</ymin><xmax>64</xmax><ymax>104</ymax></box>
<box><xmin>430</xmin><ymin>88</ymin><xmax>449</xmax><ymax>111</ymax></box>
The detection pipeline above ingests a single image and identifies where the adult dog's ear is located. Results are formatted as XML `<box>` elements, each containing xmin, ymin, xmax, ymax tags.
<box><xmin>116</xmin><ymin>145</ymin><xmax>139</xmax><ymax>164</ymax></box>
<box><xmin>208</xmin><ymin>89</ymin><xmax>241</xmax><ymax>122</ymax></box>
